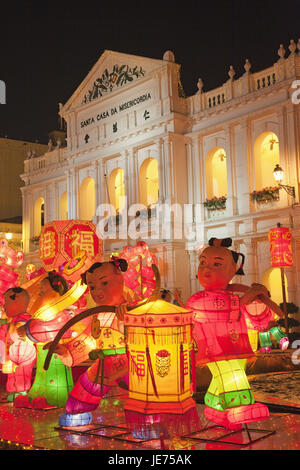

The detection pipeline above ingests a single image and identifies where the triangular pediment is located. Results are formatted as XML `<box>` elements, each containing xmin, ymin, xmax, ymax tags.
<box><xmin>61</xmin><ymin>50</ymin><xmax>177</xmax><ymax>114</ymax></box>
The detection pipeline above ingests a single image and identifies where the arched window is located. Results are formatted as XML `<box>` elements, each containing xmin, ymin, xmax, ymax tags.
<box><xmin>205</xmin><ymin>148</ymin><xmax>228</xmax><ymax>199</ymax></box>
<box><xmin>108</xmin><ymin>168</ymin><xmax>125</xmax><ymax>214</ymax></box>
<box><xmin>60</xmin><ymin>191</ymin><xmax>68</xmax><ymax>220</ymax></box>
<box><xmin>262</xmin><ymin>267</ymin><xmax>288</xmax><ymax>305</ymax></box>
<box><xmin>34</xmin><ymin>197</ymin><xmax>44</xmax><ymax>236</ymax></box>
<box><xmin>139</xmin><ymin>158</ymin><xmax>159</xmax><ymax>208</ymax></box>
<box><xmin>79</xmin><ymin>177</ymin><xmax>95</xmax><ymax>220</ymax></box>
<box><xmin>254</xmin><ymin>132</ymin><xmax>280</xmax><ymax>190</ymax></box>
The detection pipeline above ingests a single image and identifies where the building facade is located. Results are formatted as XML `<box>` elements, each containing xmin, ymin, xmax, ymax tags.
<box><xmin>0</xmin><ymin>137</ymin><xmax>47</xmax><ymax>251</ymax></box>
<box><xmin>20</xmin><ymin>43</ymin><xmax>300</xmax><ymax>306</ymax></box>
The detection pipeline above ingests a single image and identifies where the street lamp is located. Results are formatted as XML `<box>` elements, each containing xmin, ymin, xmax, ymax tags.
<box><xmin>273</xmin><ymin>164</ymin><xmax>295</xmax><ymax>198</ymax></box>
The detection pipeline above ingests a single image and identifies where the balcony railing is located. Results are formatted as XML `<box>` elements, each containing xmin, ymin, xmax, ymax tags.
<box><xmin>24</xmin><ymin>147</ymin><xmax>67</xmax><ymax>174</ymax></box>
<box><xmin>188</xmin><ymin>49</ymin><xmax>299</xmax><ymax>115</ymax></box>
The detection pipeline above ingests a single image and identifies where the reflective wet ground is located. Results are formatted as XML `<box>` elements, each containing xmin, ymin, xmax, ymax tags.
<box><xmin>0</xmin><ymin>373</ymin><xmax>300</xmax><ymax>451</ymax></box>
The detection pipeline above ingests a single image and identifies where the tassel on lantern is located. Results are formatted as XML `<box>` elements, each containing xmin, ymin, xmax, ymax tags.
<box><xmin>180</xmin><ymin>343</ymin><xmax>185</xmax><ymax>394</ymax></box>
<box><xmin>190</xmin><ymin>345</ymin><xmax>197</xmax><ymax>394</ymax></box>
<box><xmin>146</xmin><ymin>346</ymin><xmax>159</xmax><ymax>397</ymax></box>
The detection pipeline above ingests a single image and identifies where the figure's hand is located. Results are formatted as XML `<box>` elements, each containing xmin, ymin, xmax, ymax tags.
<box><xmin>116</xmin><ymin>304</ymin><xmax>127</xmax><ymax>321</ymax></box>
<box><xmin>240</xmin><ymin>283</ymin><xmax>269</xmax><ymax>305</ymax></box>
<box><xmin>250</xmin><ymin>283</ymin><xmax>270</xmax><ymax>298</ymax></box>
<box><xmin>43</xmin><ymin>342</ymin><xmax>68</xmax><ymax>357</ymax></box>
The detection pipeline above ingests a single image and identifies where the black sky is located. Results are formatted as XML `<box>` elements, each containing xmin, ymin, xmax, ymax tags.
<box><xmin>0</xmin><ymin>0</ymin><xmax>299</xmax><ymax>144</ymax></box>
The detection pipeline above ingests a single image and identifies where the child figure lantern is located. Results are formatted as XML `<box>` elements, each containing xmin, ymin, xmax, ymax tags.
<box><xmin>186</xmin><ymin>238</ymin><xmax>272</xmax><ymax>430</ymax></box>
<box><xmin>124</xmin><ymin>269</ymin><xmax>199</xmax><ymax>439</ymax></box>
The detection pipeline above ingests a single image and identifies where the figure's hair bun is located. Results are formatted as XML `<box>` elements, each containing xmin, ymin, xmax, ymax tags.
<box><xmin>208</xmin><ymin>237</ymin><xmax>232</xmax><ymax>248</ymax></box>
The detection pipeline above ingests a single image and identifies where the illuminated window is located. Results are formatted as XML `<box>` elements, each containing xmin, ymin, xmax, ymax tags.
<box><xmin>79</xmin><ymin>177</ymin><xmax>95</xmax><ymax>220</ymax></box>
<box><xmin>205</xmin><ymin>148</ymin><xmax>228</xmax><ymax>199</ymax></box>
<box><xmin>34</xmin><ymin>197</ymin><xmax>45</xmax><ymax>236</ymax></box>
<box><xmin>139</xmin><ymin>158</ymin><xmax>159</xmax><ymax>208</ymax></box>
<box><xmin>262</xmin><ymin>267</ymin><xmax>288</xmax><ymax>305</ymax></box>
<box><xmin>254</xmin><ymin>132</ymin><xmax>280</xmax><ymax>190</ymax></box>
<box><xmin>108</xmin><ymin>168</ymin><xmax>125</xmax><ymax>214</ymax></box>
<box><xmin>60</xmin><ymin>191</ymin><xmax>68</xmax><ymax>220</ymax></box>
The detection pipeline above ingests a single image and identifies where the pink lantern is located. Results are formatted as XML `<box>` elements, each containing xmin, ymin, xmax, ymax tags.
<box><xmin>117</xmin><ymin>241</ymin><xmax>158</xmax><ymax>301</ymax></box>
<box><xmin>9</xmin><ymin>340</ymin><xmax>36</xmax><ymax>367</ymax></box>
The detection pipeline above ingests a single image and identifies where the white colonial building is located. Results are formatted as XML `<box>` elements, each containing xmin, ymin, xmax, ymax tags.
<box><xmin>20</xmin><ymin>42</ymin><xmax>300</xmax><ymax>306</ymax></box>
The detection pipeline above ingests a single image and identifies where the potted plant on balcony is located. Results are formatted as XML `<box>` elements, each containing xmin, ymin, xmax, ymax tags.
<box><xmin>250</xmin><ymin>186</ymin><xmax>280</xmax><ymax>204</ymax></box>
<box><xmin>203</xmin><ymin>196</ymin><xmax>227</xmax><ymax>211</ymax></box>
<box><xmin>30</xmin><ymin>235</ymin><xmax>40</xmax><ymax>246</ymax></box>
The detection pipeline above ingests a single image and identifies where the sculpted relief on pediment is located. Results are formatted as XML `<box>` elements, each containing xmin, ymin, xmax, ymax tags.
<box><xmin>82</xmin><ymin>64</ymin><xmax>146</xmax><ymax>105</ymax></box>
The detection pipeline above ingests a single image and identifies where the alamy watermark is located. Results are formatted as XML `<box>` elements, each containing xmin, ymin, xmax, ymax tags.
<box><xmin>291</xmin><ymin>80</ymin><xmax>300</xmax><ymax>105</ymax></box>
<box><xmin>95</xmin><ymin>198</ymin><xmax>205</xmax><ymax>241</ymax></box>
<box><xmin>0</xmin><ymin>80</ymin><xmax>6</xmax><ymax>104</ymax></box>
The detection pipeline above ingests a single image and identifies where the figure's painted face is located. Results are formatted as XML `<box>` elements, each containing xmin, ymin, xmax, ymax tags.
<box><xmin>86</xmin><ymin>263</ymin><xmax>125</xmax><ymax>306</ymax></box>
<box><xmin>4</xmin><ymin>288</ymin><xmax>30</xmax><ymax>317</ymax></box>
<box><xmin>197</xmin><ymin>246</ymin><xmax>237</xmax><ymax>290</ymax></box>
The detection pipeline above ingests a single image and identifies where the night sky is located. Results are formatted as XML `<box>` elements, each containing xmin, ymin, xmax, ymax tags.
<box><xmin>0</xmin><ymin>0</ymin><xmax>299</xmax><ymax>144</ymax></box>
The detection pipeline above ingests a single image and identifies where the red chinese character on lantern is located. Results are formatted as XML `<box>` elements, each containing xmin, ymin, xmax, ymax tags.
<box><xmin>69</xmin><ymin>229</ymin><xmax>95</xmax><ymax>258</ymax></box>
<box><xmin>183</xmin><ymin>349</ymin><xmax>189</xmax><ymax>376</ymax></box>
<box><xmin>268</xmin><ymin>226</ymin><xmax>293</xmax><ymax>268</ymax></box>
<box><xmin>40</xmin><ymin>228</ymin><xmax>57</xmax><ymax>265</ymax></box>
<box><xmin>38</xmin><ymin>220</ymin><xmax>102</xmax><ymax>281</ymax></box>
<box><xmin>130</xmin><ymin>349</ymin><xmax>146</xmax><ymax>377</ymax></box>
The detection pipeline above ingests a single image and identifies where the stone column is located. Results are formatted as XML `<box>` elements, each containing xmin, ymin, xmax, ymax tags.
<box><xmin>223</xmin><ymin>124</ymin><xmax>237</xmax><ymax>217</ymax></box>
<box><xmin>236</xmin><ymin>118</ymin><xmax>251</xmax><ymax>214</ymax></box>
<box><xmin>241</xmin><ymin>239</ymin><xmax>257</xmax><ymax>285</ymax></box>
<box><xmin>65</xmin><ymin>168</ymin><xmax>77</xmax><ymax>220</ymax></box>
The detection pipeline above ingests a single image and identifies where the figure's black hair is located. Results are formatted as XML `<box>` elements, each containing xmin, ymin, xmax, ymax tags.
<box><xmin>4</xmin><ymin>286</ymin><xmax>29</xmax><ymax>297</ymax></box>
<box><xmin>81</xmin><ymin>259</ymin><xmax>128</xmax><ymax>285</ymax></box>
<box><xmin>46</xmin><ymin>271</ymin><xmax>69</xmax><ymax>296</ymax></box>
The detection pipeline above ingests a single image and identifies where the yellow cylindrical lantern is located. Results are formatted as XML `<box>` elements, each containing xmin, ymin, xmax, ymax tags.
<box><xmin>124</xmin><ymin>299</ymin><xmax>199</xmax><ymax>438</ymax></box>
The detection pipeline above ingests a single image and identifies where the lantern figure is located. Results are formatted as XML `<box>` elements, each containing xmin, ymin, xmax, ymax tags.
<box><xmin>39</xmin><ymin>220</ymin><xmax>103</xmax><ymax>282</ymax></box>
<box><xmin>124</xmin><ymin>298</ymin><xmax>199</xmax><ymax>439</ymax></box>
<box><xmin>268</xmin><ymin>226</ymin><xmax>293</xmax><ymax>267</ymax></box>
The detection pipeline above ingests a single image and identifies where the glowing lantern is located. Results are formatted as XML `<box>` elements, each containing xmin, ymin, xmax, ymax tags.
<box><xmin>9</xmin><ymin>339</ymin><xmax>36</xmax><ymax>367</ymax></box>
<box><xmin>117</xmin><ymin>241</ymin><xmax>158</xmax><ymax>301</ymax></box>
<box><xmin>39</xmin><ymin>220</ymin><xmax>103</xmax><ymax>282</ymax></box>
<box><xmin>124</xmin><ymin>297</ymin><xmax>199</xmax><ymax>438</ymax></box>
<box><xmin>268</xmin><ymin>226</ymin><xmax>293</xmax><ymax>267</ymax></box>
<box><xmin>268</xmin><ymin>224</ymin><xmax>293</xmax><ymax>336</ymax></box>
<box><xmin>0</xmin><ymin>239</ymin><xmax>24</xmax><ymax>305</ymax></box>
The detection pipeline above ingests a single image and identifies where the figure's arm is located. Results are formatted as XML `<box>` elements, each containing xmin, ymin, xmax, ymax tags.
<box><xmin>239</xmin><ymin>284</ymin><xmax>284</xmax><ymax>318</ymax></box>
<box><xmin>18</xmin><ymin>309</ymin><xmax>75</xmax><ymax>344</ymax></box>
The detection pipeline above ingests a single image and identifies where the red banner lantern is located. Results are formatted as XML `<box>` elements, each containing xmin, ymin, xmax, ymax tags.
<box><xmin>268</xmin><ymin>226</ymin><xmax>293</xmax><ymax>268</ymax></box>
<box><xmin>39</xmin><ymin>220</ymin><xmax>103</xmax><ymax>282</ymax></box>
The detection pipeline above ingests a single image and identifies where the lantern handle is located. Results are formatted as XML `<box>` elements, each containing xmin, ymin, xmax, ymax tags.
<box><xmin>43</xmin><ymin>264</ymin><xmax>161</xmax><ymax>370</ymax></box>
